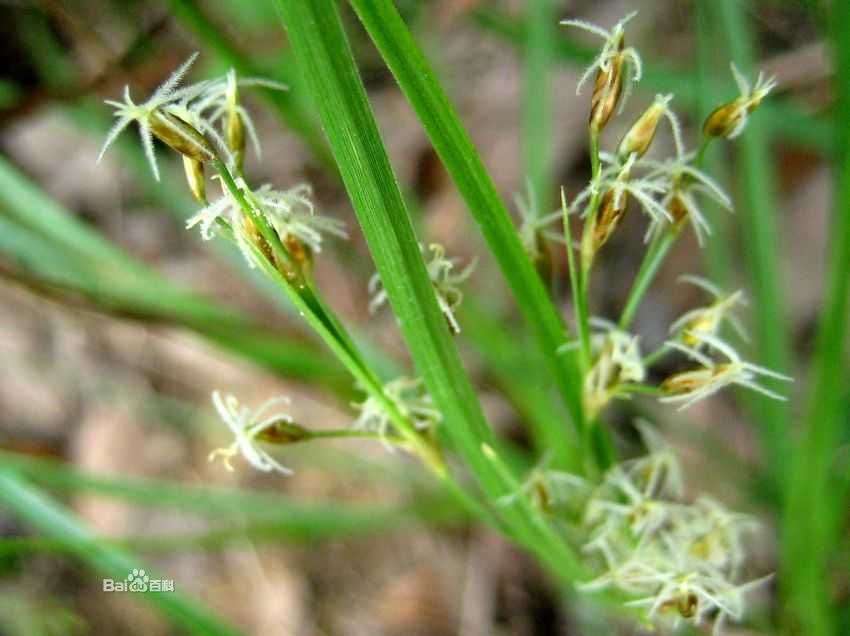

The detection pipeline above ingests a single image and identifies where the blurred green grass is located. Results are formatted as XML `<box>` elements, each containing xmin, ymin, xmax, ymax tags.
<box><xmin>0</xmin><ymin>1</ymin><xmax>846</xmax><ymax>634</ymax></box>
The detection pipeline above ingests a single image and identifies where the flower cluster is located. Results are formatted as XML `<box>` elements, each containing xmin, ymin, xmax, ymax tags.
<box><xmin>551</xmin><ymin>12</ymin><xmax>787</xmax><ymax>633</ymax></box>
<box><xmin>185</xmin><ymin>178</ymin><xmax>346</xmax><ymax>268</ymax></box>
<box><xmin>98</xmin><ymin>54</ymin><xmax>286</xmax><ymax>182</ymax></box>
<box><xmin>369</xmin><ymin>243</ymin><xmax>476</xmax><ymax>334</ymax></box>
<box><xmin>577</xmin><ymin>424</ymin><xmax>768</xmax><ymax>635</ymax></box>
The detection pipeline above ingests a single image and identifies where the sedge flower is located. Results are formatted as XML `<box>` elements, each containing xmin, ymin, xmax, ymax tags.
<box><xmin>561</xmin><ymin>11</ymin><xmax>642</xmax><ymax>128</ymax></box>
<box><xmin>185</xmin><ymin>178</ymin><xmax>346</xmax><ymax>267</ymax></box>
<box><xmin>681</xmin><ymin>497</ymin><xmax>759</xmax><ymax>576</ymax></box>
<box><xmin>207</xmin><ymin>391</ymin><xmax>293</xmax><ymax>474</ymax></box>
<box><xmin>575</xmin><ymin>153</ymin><xmax>673</xmax><ymax>229</ymax></box>
<box><xmin>669</xmin><ymin>276</ymin><xmax>747</xmax><ymax>347</ymax></box>
<box><xmin>660</xmin><ymin>332</ymin><xmax>792</xmax><ymax>410</ymax></box>
<box><xmin>514</xmin><ymin>180</ymin><xmax>566</xmax><ymax>260</ymax></box>
<box><xmin>643</xmin><ymin>149</ymin><xmax>733</xmax><ymax>245</ymax></box>
<box><xmin>576</xmin><ymin>318</ymin><xmax>645</xmax><ymax>417</ymax></box>
<box><xmin>620</xmin><ymin>420</ymin><xmax>685</xmax><ymax>499</ymax></box>
<box><xmin>703</xmin><ymin>63</ymin><xmax>777</xmax><ymax>139</ymax></box>
<box><xmin>499</xmin><ymin>455</ymin><xmax>590</xmax><ymax>511</ymax></box>
<box><xmin>188</xmin><ymin>69</ymin><xmax>288</xmax><ymax>166</ymax></box>
<box><xmin>98</xmin><ymin>53</ymin><xmax>212</xmax><ymax>181</ymax></box>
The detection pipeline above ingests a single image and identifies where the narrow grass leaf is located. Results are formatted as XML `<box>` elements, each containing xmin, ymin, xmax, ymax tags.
<box><xmin>781</xmin><ymin>3</ymin><xmax>850</xmax><ymax>632</ymax></box>
<box><xmin>348</xmin><ymin>0</ymin><xmax>585</xmax><ymax>453</ymax></box>
<box><xmin>0</xmin><ymin>468</ymin><xmax>241</xmax><ymax>636</ymax></box>
<box><xmin>275</xmin><ymin>0</ymin><xmax>582</xmax><ymax>581</ymax></box>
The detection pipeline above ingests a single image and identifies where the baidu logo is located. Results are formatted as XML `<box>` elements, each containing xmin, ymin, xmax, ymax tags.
<box><xmin>103</xmin><ymin>569</ymin><xmax>174</xmax><ymax>593</ymax></box>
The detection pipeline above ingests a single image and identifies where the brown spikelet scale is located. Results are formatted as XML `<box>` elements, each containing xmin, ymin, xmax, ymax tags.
<box><xmin>256</xmin><ymin>421</ymin><xmax>310</xmax><ymax>444</ymax></box>
<box><xmin>150</xmin><ymin>110</ymin><xmax>215</xmax><ymax>162</ymax></box>
<box><xmin>589</xmin><ymin>50</ymin><xmax>624</xmax><ymax>130</ymax></box>
<box><xmin>592</xmin><ymin>189</ymin><xmax>628</xmax><ymax>251</ymax></box>
<box><xmin>668</xmin><ymin>191</ymin><xmax>689</xmax><ymax>223</ymax></box>
<box><xmin>660</xmin><ymin>374</ymin><xmax>701</xmax><ymax>395</ymax></box>
<box><xmin>182</xmin><ymin>155</ymin><xmax>206</xmax><ymax>203</ymax></box>
<box><xmin>243</xmin><ymin>214</ymin><xmax>275</xmax><ymax>264</ymax></box>
<box><xmin>227</xmin><ymin>109</ymin><xmax>246</xmax><ymax>170</ymax></box>
<box><xmin>283</xmin><ymin>234</ymin><xmax>313</xmax><ymax>276</ymax></box>
<box><xmin>678</xmin><ymin>593</ymin><xmax>699</xmax><ymax>618</ymax></box>
<box><xmin>702</xmin><ymin>101</ymin><xmax>743</xmax><ymax>138</ymax></box>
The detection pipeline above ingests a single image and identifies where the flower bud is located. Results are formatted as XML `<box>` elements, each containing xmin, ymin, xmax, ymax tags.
<box><xmin>150</xmin><ymin>110</ymin><xmax>216</xmax><ymax>162</ymax></box>
<box><xmin>617</xmin><ymin>94</ymin><xmax>672</xmax><ymax>161</ymax></box>
<box><xmin>182</xmin><ymin>155</ymin><xmax>206</xmax><ymax>203</ymax></box>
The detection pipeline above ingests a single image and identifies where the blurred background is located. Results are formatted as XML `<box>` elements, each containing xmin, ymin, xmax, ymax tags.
<box><xmin>0</xmin><ymin>0</ymin><xmax>846</xmax><ymax>634</ymax></box>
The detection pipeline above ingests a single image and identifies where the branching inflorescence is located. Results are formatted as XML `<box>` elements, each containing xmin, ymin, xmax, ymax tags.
<box><xmin>532</xmin><ymin>11</ymin><xmax>785</xmax><ymax>634</ymax></box>
<box><xmin>98</xmin><ymin>55</ymin><xmax>457</xmax><ymax>477</ymax></box>
<box><xmin>97</xmin><ymin>14</ymin><xmax>786</xmax><ymax>633</ymax></box>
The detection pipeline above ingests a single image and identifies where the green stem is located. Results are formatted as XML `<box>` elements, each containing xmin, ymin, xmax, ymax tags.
<box><xmin>619</xmin><ymin>383</ymin><xmax>663</xmax><ymax>397</ymax></box>
<box><xmin>643</xmin><ymin>343</ymin><xmax>673</xmax><ymax>367</ymax></box>
<box><xmin>619</xmin><ymin>226</ymin><xmax>679</xmax><ymax>330</ymax></box>
<box><xmin>574</xmin><ymin>129</ymin><xmax>619</xmax><ymax>472</ymax></box>
<box><xmin>577</xmin><ymin>129</ymin><xmax>602</xmax><ymax>367</ymax></box>
<box><xmin>694</xmin><ymin>137</ymin><xmax>712</xmax><ymax>167</ymax></box>
<box><xmin>562</xmin><ymin>188</ymin><xmax>590</xmax><ymax>374</ymax></box>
